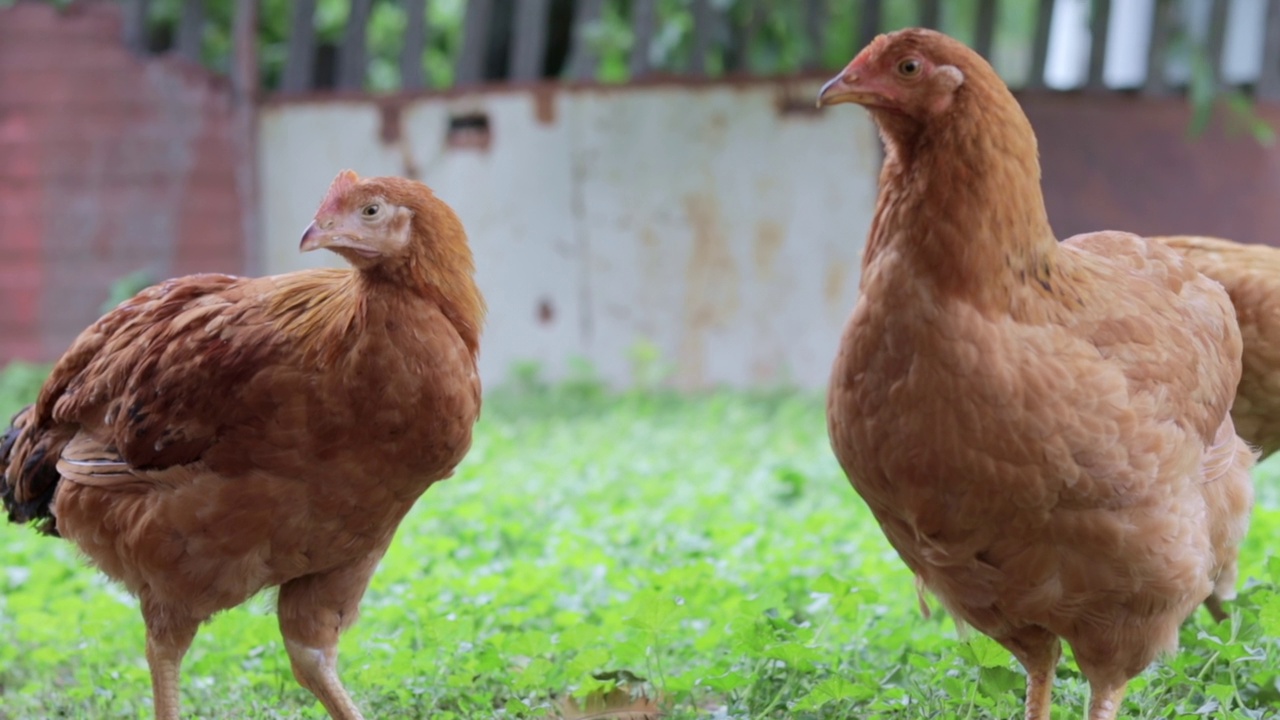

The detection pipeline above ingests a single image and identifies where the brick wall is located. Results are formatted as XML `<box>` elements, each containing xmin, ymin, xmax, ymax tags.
<box><xmin>0</xmin><ymin>0</ymin><xmax>250</xmax><ymax>363</ymax></box>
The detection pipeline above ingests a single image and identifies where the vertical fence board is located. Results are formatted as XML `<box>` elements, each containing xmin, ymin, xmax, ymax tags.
<box><xmin>455</xmin><ymin>0</ymin><xmax>493</xmax><ymax>85</ymax></box>
<box><xmin>803</xmin><ymin>0</ymin><xmax>826</xmax><ymax>70</ymax></box>
<box><xmin>400</xmin><ymin>0</ymin><xmax>430</xmax><ymax>89</ymax></box>
<box><xmin>121</xmin><ymin>0</ymin><xmax>151</xmax><ymax>52</ymax></box>
<box><xmin>176</xmin><ymin>0</ymin><xmax>205</xmax><ymax>62</ymax></box>
<box><xmin>1143</xmin><ymin>0</ymin><xmax>1174</xmax><ymax>95</ymax></box>
<box><xmin>232</xmin><ymin>0</ymin><xmax>259</xmax><ymax>100</ymax></box>
<box><xmin>919</xmin><ymin>0</ymin><xmax>940</xmax><ymax>29</ymax></box>
<box><xmin>1259</xmin><ymin>0</ymin><xmax>1280</xmax><ymax>99</ymax></box>
<box><xmin>1026</xmin><ymin>0</ymin><xmax>1053</xmax><ymax>89</ymax></box>
<box><xmin>689</xmin><ymin>0</ymin><xmax>717</xmax><ymax>75</ymax></box>
<box><xmin>858</xmin><ymin>0</ymin><xmax>882</xmax><ymax>50</ymax></box>
<box><xmin>629</xmin><ymin>0</ymin><xmax>657</xmax><ymax>77</ymax></box>
<box><xmin>281</xmin><ymin>0</ymin><xmax>317</xmax><ymax>92</ymax></box>
<box><xmin>973</xmin><ymin>0</ymin><xmax>996</xmax><ymax>60</ymax></box>
<box><xmin>1085</xmin><ymin>0</ymin><xmax>1111</xmax><ymax>89</ymax></box>
<box><xmin>509</xmin><ymin>0</ymin><xmax>550</xmax><ymax>81</ymax></box>
<box><xmin>1206</xmin><ymin>0</ymin><xmax>1230</xmax><ymax>83</ymax></box>
<box><xmin>567</xmin><ymin>0</ymin><xmax>604</xmax><ymax>80</ymax></box>
<box><xmin>337</xmin><ymin>0</ymin><xmax>374</xmax><ymax>89</ymax></box>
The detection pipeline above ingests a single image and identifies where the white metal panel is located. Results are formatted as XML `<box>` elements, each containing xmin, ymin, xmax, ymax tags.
<box><xmin>257</xmin><ymin>80</ymin><xmax>879</xmax><ymax>390</ymax></box>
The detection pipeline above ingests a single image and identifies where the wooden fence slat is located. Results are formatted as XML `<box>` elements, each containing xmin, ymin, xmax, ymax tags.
<box><xmin>1085</xmin><ymin>0</ymin><xmax>1112</xmax><ymax>89</ymax></box>
<box><xmin>231</xmin><ymin>0</ymin><xmax>259</xmax><ymax>101</ymax></box>
<box><xmin>566</xmin><ymin>0</ymin><xmax>603</xmax><ymax>81</ymax></box>
<box><xmin>401</xmin><ymin>0</ymin><xmax>430</xmax><ymax>90</ymax></box>
<box><xmin>176</xmin><ymin>0</ymin><xmax>205</xmax><ymax>62</ymax></box>
<box><xmin>919</xmin><ymin>0</ymin><xmax>940</xmax><ymax>29</ymax></box>
<box><xmin>121</xmin><ymin>0</ymin><xmax>151</xmax><ymax>53</ymax></box>
<box><xmin>629</xmin><ymin>0</ymin><xmax>657</xmax><ymax>77</ymax></box>
<box><xmin>1026</xmin><ymin>0</ymin><xmax>1053</xmax><ymax>89</ymax></box>
<box><xmin>454</xmin><ymin>0</ymin><xmax>493</xmax><ymax>85</ymax></box>
<box><xmin>1206</xmin><ymin>0</ymin><xmax>1230</xmax><ymax>84</ymax></box>
<box><xmin>281</xmin><ymin>0</ymin><xmax>316</xmax><ymax>92</ymax></box>
<box><xmin>858</xmin><ymin>0</ymin><xmax>882</xmax><ymax>50</ymax></box>
<box><xmin>973</xmin><ymin>0</ymin><xmax>996</xmax><ymax>60</ymax></box>
<box><xmin>803</xmin><ymin>0</ymin><xmax>826</xmax><ymax>70</ymax></box>
<box><xmin>337</xmin><ymin>0</ymin><xmax>374</xmax><ymax>89</ymax></box>
<box><xmin>689</xmin><ymin>0</ymin><xmax>717</xmax><ymax>75</ymax></box>
<box><xmin>1259</xmin><ymin>0</ymin><xmax>1280</xmax><ymax>99</ymax></box>
<box><xmin>509</xmin><ymin>0</ymin><xmax>550</xmax><ymax>81</ymax></box>
<box><xmin>1143</xmin><ymin>0</ymin><xmax>1174</xmax><ymax>95</ymax></box>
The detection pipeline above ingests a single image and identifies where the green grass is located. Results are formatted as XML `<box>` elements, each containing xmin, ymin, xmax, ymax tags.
<box><xmin>1</xmin><ymin>374</ymin><xmax>1278</xmax><ymax>719</ymax></box>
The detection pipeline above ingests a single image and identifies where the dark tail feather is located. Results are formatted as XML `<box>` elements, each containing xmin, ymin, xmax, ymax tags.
<box><xmin>1</xmin><ymin>405</ymin><xmax>62</xmax><ymax>537</ymax></box>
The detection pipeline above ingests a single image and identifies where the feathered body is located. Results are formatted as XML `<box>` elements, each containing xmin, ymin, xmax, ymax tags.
<box><xmin>821</xmin><ymin>30</ymin><xmax>1253</xmax><ymax>720</ymax></box>
<box><xmin>1154</xmin><ymin>235</ymin><xmax>1280</xmax><ymax>457</ymax></box>
<box><xmin>1</xmin><ymin>171</ymin><xmax>484</xmax><ymax>720</ymax></box>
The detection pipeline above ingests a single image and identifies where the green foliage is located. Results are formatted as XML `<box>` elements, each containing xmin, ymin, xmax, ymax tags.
<box><xmin>1</xmin><ymin>382</ymin><xmax>1277</xmax><ymax>718</ymax></box>
<box><xmin>100</xmin><ymin>270</ymin><xmax>157</xmax><ymax>315</ymax></box>
<box><xmin>0</xmin><ymin>362</ymin><xmax>48</xmax><ymax>419</ymax></box>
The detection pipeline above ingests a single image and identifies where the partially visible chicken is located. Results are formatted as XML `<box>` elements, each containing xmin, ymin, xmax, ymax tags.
<box><xmin>819</xmin><ymin>30</ymin><xmax>1254</xmax><ymax>720</ymax></box>
<box><xmin>1153</xmin><ymin>235</ymin><xmax>1280</xmax><ymax>457</ymax></box>
<box><xmin>0</xmin><ymin>170</ymin><xmax>486</xmax><ymax>720</ymax></box>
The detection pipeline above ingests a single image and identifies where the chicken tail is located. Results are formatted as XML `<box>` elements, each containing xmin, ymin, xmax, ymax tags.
<box><xmin>0</xmin><ymin>405</ymin><xmax>63</xmax><ymax>537</ymax></box>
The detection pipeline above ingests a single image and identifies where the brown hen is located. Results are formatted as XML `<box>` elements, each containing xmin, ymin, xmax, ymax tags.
<box><xmin>0</xmin><ymin>170</ymin><xmax>485</xmax><ymax>720</ymax></box>
<box><xmin>820</xmin><ymin>30</ymin><xmax>1254</xmax><ymax>720</ymax></box>
<box><xmin>1153</xmin><ymin>235</ymin><xmax>1280</xmax><ymax>458</ymax></box>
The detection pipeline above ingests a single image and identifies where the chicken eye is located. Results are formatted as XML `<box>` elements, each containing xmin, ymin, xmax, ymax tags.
<box><xmin>361</xmin><ymin>204</ymin><xmax>380</xmax><ymax>217</ymax></box>
<box><xmin>897</xmin><ymin>58</ymin><xmax>922</xmax><ymax>77</ymax></box>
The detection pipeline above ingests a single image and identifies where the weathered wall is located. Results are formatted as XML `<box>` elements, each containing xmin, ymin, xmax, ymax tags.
<box><xmin>1021</xmin><ymin>91</ymin><xmax>1280</xmax><ymax>245</ymax></box>
<box><xmin>0</xmin><ymin>1</ymin><xmax>251</xmax><ymax>363</ymax></box>
<box><xmin>258</xmin><ymin>81</ymin><xmax>880</xmax><ymax>390</ymax></box>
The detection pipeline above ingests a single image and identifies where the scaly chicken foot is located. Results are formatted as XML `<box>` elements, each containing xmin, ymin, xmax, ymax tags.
<box><xmin>144</xmin><ymin>620</ymin><xmax>198</xmax><ymax>720</ymax></box>
<box><xmin>284</xmin><ymin>639</ymin><xmax>366</xmax><ymax>720</ymax></box>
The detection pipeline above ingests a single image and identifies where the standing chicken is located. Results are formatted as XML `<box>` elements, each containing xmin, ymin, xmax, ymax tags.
<box><xmin>819</xmin><ymin>30</ymin><xmax>1253</xmax><ymax>720</ymax></box>
<box><xmin>0</xmin><ymin>170</ymin><xmax>485</xmax><ymax>720</ymax></box>
<box><xmin>1152</xmin><ymin>235</ymin><xmax>1280</xmax><ymax>458</ymax></box>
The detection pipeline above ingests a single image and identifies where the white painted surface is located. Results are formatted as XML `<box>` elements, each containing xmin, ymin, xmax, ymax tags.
<box><xmin>258</xmin><ymin>81</ymin><xmax>878</xmax><ymax>390</ymax></box>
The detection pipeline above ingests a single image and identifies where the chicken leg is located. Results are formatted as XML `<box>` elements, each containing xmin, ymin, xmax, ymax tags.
<box><xmin>998</xmin><ymin>627</ymin><xmax>1061</xmax><ymax>720</ymax></box>
<box><xmin>277</xmin><ymin>558</ymin><xmax>382</xmax><ymax>720</ymax></box>
<box><xmin>1087</xmin><ymin>683</ymin><xmax>1127</xmax><ymax>720</ymax></box>
<box><xmin>143</xmin><ymin>610</ymin><xmax>199</xmax><ymax>720</ymax></box>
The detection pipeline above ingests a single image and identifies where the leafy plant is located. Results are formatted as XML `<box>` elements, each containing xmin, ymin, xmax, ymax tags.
<box><xmin>1</xmin><ymin>385</ymin><xmax>1276</xmax><ymax>718</ymax></box>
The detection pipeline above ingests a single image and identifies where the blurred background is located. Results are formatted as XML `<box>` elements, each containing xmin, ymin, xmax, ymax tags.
<box><xmin>3</xmin><ymin>0</ymin><xmax>1280</xmax><ymax>394</ymax></box>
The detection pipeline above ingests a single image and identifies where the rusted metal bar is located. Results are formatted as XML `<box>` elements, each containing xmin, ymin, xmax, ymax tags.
<box><xmin>455</xmin><ymin>0</ymin><xmax>494</xmax><ymax>85</ymax></box>
<box><xmin>1026</xmin><ymin>0</ymin><xmax>1053</xmax><ymax>89</ymax></box>
<box><xmin>691</xmin><ymin>0</ymin><xmax>721</xmax><ymax>74</ymax></box>
<box><xmin>858</xmin><ymin>0</ymin><xmax>882</xmax><ymax>51</ymax></box>
<box><xmin>281</xmin><ymin>0</ymin><xmax>317</xmax><ymax>93</ymax></box>
<box><xmin>1085</xmin><ymin>0</ymin><xmax>1112</xmax><ymax>89</ymax></box>
<box><xmin>1143</xmin><ymin>0</ymin><xmax>1174</xmax><ymax>95</ymax></box>
<box><xmin>803</xmin><ymin>0</ymin><xmax>826</xmax><ymax>71</ymax></box>
<box><xmin>121</xmin><ymin>0</ymin><xmax>151</xmax><ymax>53</ymax></box>
<box><xmin>629</xmin><ymin>0</ymin><xmax>657</xmax><ymax>77</ymax></box>
<box><xmin>974</xmin><ymin>0</ymin><xmax>996</xmax><ymax>60</ymax></box>
<box><xmin>919</xmin><ymin>0</ymin><xmax>940</xmax><ymax>29</ymax></box>
<box><xmin>337</xmin><ymin>0</ymin><xmax>374</xmax><ymax>89</ymax></box>
<box><xmin>509</xmin><ymin>0</ymin><xmax>549</xmax><ymax>81</ymax></box>
<box><xmin>401</xmin><ymin>0</ymin><xmax>430</xmax><ymax>89</ymax></box>
<box><xmin>175</xmin><ymin>0</ymin><xmax>204</xmax><ymax>62</ymax></box>
<box><xmin>566</xmin><ymin>0</ymin><xmax>603</xmax><ymax>80</ymax></box>
<box><xmin>1259</xmin><ymin>0</ymin><xmax>1280</xmax><ymax>99</ymax></box>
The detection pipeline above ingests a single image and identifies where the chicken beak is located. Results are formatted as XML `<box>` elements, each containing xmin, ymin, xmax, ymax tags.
<box><xmin>816</xmin><ymin>71</ymin><xmax>888</xmax><ymax>109</ymax></box>
<box><xmin>299</xmin><ymin>221</ymin><xmax>325</xmax><ymax>252</ymax></box>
